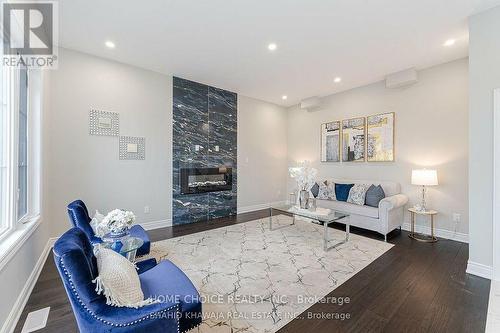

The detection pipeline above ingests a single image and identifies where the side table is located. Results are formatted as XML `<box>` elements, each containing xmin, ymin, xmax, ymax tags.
<box><xmin>101</xmin><ymin>235</ymin><xmax>144</xmax><ymax>262</ymax></box>
<box><xmin>408</xmin><ymin>208</ymin><xmax>438</xmax><ymax>243</ymax></box>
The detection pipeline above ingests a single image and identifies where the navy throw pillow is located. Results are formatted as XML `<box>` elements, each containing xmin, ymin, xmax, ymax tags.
<box><xmin>365</xmin><ymin>185</ymin><xmax>386</xmax><ymax>207</ymax></box>
<box><xmin>335</xmin><ymin>183</ymin><xmax>354</xmax><ymax>202</ymax></box>
<box><xmin>310</xmin><ymin>182</ymin><xmax>320</xmax><ymax>198</ymax></box>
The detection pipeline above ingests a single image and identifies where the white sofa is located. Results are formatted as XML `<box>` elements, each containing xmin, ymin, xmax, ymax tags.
<box><xmin>317</xmin><ymin>179</ymin><xmax>408</xmax><ymax>241</ymax></box>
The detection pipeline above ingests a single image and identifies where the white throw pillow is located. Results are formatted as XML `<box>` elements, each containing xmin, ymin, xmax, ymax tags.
<box><xmin>317</xmin><ymin>181</ymin><xmax>336</xmax><ymax>200</ymax></box>
<box><xmin>347</xmin><ymin>184</ymin><xmax>371</xmax><ymax>206</ymax></box>
<box><xmin>92</xmin><ymin>247</ymin><xmax>154</xmax><ymax>308</ymax></box>
<box><xmin>90</xmin><ymin>210</ymin><xmax>108</xmax><ymax>237</ymax></box>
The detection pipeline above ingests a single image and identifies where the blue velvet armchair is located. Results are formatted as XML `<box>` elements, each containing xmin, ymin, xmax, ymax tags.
<box><xmin>67</xmin><ymin>200</ymin><xmax>151</xmax><ymax>256</ymax></box>
<box><xmin>53</xmin><ymin>228</ymin><xmax>202</xmax><ymax>333</ymax></box>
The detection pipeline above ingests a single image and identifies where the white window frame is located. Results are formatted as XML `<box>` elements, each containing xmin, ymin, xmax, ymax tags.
<box><xmin>493</xmin><ymin>88</ymin><xmax>500</xmax><ymax>281</ymax></box>
<box><xmin>0</xmin><ymin>63</ymin><xmax>16</xmax><ymax>238</ymax></box>
<box><xmin>0</xmin><ymin>8</ymin><xmax>42</xmax><ymax>271</ymax></box>
<box><xmin>0</xmin><ymin>66</ymin><xmax>42</xmax><ymax>243</ymax></box>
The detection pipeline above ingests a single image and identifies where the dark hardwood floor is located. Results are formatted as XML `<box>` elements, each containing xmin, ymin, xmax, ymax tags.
<box><xmin>14</xmin><ymin>210</ymin><xmax>490</xmax><ymax>333</ymax></box>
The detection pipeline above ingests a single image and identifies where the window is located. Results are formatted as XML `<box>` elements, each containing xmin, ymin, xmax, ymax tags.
<box><xmin>0</xmin><ymin>57</ymin><xmax>7</xmax><ymax>235</ymax></box>
<box><xmin>18</xmin><ymin>68</ymin><xmax>28</xmax><ymax>220</ymax></box>
<box><xmin>0</xmin><ymin>59</ymin><xmax>40</xmax><ymax>239</ymax></box>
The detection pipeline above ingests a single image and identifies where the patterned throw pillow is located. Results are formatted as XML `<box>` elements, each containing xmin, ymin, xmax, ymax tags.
<box><xmin>93</xmin><ymin>247</ymin><xmax>155</xmax><ymax>308</ymax></box>
<box><xmin>347</xmin><ymin>184</ymin><xmax>371</xmax><ymax>206</ymax></box>
<box><xmin>317</xmin><ymin>181</ymin><xmax>336</xmax><ymax>200</ymax></box>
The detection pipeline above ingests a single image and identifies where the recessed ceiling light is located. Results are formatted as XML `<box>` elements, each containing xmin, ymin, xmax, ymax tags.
<box><xmin>334</xmin><ymin>77</ymin><xmax>342</xmax><ymax>83</ymax></box>
<box><xmin>443</xmin><ymin>39</ymin><xmax>455</xmax><ymax>47</ymax></box>
<box><xmin>282</xmin><ymin>95</ymin><xmax>287</xmax><ymax>100</ymax></box>
<box><xmin>268</xmin><ymin>43</ymin><xmax>277</xmax><ymax>51</ymax></box>
<box><xmin>105</xmin><ymin>40</ymin><xmax>116</xmax><ymax>49</ymax></box>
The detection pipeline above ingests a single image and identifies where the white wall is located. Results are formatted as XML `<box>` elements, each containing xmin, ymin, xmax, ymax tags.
<box><xmin>47</xmin><ymin>48</ymin><xmax>173</xmax><ymax>237</ymax></box>
<box><xmin>237</xmin><ymin>96</ymin><xmax>288</xmax><ymax>211</ymax></box>
<box><xmin>468</xmin><ymin>5</ymin><xmax>500</xmax><ymax>273</ymax></box>
<box><xmin>47</xmin><ymin>49</ymin><xmax>288</xmax><ymax>236</ymax></box>
<box><xmin>287</xmin><ymin>58</ymin><xmax>469</xmax><ymax>236</ymax></box>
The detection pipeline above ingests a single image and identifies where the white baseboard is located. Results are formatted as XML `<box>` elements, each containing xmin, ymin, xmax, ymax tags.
<box><xmin>139</xmin><ymin>219</ymin><xmax>172</xmax><ymax>231</ymax></box>
<box><xmin>2</xmin><ymin>237</ymin><xmax>58</xmax><ymax>333</ymax></box>
<box><xmin>402</xmin><ymin>222</ymin><xmax>468</xmax><ymax>243</ymax></box>
<box><xmin>237</xmin><ymin>201</ymin><xmax>287</xmax><ymax>214</ymax></box>
<box><xmin>467</xmin><ymin>260</ymin><xmax>493</xmax><ymax>280</ymax></box>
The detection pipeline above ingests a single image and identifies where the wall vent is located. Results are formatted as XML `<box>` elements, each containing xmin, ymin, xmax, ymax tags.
<box><xmin>300</xmin><ymin>96</ymin><xmax>322</xmax><ymax>111</ymax></box>
<box><xmin>385</xmin><ymin>68</ymin><xmax>418</xmax><ymax>88</ymax></box>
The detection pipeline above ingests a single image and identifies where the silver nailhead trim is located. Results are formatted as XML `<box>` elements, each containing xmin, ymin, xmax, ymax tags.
<box><xmin>59</xmin><ymin>256</ymin><xmax>181</xmax><ymax>330</ymax></box>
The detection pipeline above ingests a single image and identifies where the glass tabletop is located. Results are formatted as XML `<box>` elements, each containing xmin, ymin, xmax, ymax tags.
<box><xmin>102</xmin><ymin>236</ymin><xmax>144</xmax><ymax>254</ymax></box>
<box><xmin>270</xmin><ymin>204</ymin><xmax>349</xmax><ymax>223</ymax></box>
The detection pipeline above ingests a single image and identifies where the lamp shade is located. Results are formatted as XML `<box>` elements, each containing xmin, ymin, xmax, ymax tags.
<box><xmin>411</xmin><ymin>169</ymin><xmax>438</xmax><ymax>186</ymax></box>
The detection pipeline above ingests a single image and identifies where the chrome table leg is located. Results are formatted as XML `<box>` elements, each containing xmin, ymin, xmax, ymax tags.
<box><xmin>324</xmin><ymin>221</ymin><xmax>328</xmax><ymax>251</ymax></box>
<box><xmin>346</xmin><ymin>223</ymin><xmax>350</xmax><ymax>242</ymax></box>
<box><xmin>269</xmin><ymin>207</ymin><xmax>272</xmax><ymax>230</ymax></box>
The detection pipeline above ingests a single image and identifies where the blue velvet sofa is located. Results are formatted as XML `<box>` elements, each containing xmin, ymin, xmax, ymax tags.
<box><xmin>67</xmin><ymin>199</ymin><xmax>151</xmax><ymax>256</ymax></box>
<box><xmin>53</xmin><ymin>228</ymin><xmax>202</xmax><ymax>333</ymax></box>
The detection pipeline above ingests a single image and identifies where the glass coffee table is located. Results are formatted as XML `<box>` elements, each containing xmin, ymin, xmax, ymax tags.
<box><xmin>101</xmin><ymin>235</ymin><xmax>144</xmax><ymax>262</ymax></box>
<box><xmin>269</xmin><ymin>204</ymin><xmax>350</xmax><ymax>251</ymax></box>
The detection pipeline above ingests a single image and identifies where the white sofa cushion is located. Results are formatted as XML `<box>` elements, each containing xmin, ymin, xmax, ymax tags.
<box><xmin>329</xmin><ymin>178</ymin><xmax>400</xmax><ymax>197</ymax></box>
<box><xmin>320</xmin><ymin>199</ymin><xmax>379</xmax><ymax>219</ymax></box>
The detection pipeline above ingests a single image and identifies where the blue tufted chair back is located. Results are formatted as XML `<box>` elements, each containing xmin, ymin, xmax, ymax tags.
<box><xmin>53</xmin><ymin>228</ymin><xmax>184</xmax><ymax>333</ymax></box>
<box><xmin>67</xmin><ymin>200</ymin><xmax>97</xmax><ymax>243</ymax></box>
<box><xmin>53</xmin><ymin>228</ymin><xmax>102</xmax><ymax>329</ymax></box>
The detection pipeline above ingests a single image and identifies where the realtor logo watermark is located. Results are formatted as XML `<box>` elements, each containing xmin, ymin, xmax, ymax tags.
<box><xmin>2</xmin><ymin>0</ymin><xmax>58</xmax><ymax>68</ymax></box>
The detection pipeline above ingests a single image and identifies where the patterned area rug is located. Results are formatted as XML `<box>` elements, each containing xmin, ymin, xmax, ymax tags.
<box><xmin>148</xmin><ymin>215</ymin><xmax>393</xmax><ymax>332</ymax></box>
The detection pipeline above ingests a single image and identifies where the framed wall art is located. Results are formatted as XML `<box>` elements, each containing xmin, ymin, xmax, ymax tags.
<box><xmin>367</xmin><ymin>112</ymin><xmax>394</xmax><ymax>162</ymax></box>
<box><xmin>342</xmin><ymin>117</ymin><xmax>365</xmax><ymax>162</ymax></box>
<box><xmin>320</xmin><ymin>121</ymin><xmax>340</xmax><ymax>162</ymax></box>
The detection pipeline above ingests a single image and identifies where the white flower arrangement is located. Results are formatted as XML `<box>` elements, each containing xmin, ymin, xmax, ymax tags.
<box><xmin>102</xmin><ymin>209</ymin><xmax>136</xmax><ymax>234</ymax></box>
<box><xmin>289</xmin><ymin>161</ymin><xmax>318</xmax><ymax>191</ymax></box>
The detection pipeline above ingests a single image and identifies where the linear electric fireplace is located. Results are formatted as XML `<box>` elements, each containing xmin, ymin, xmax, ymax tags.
<box><xmin>173</xmin><ymin>77</ymin><xmax>237</xmax><ymax>225</ymax></box>
<box><xmin>180</xmin><ymin>167</ymin><xmax>233</xmax><ymax>194</ymax></box>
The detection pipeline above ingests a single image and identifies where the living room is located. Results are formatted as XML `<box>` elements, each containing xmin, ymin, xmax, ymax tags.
<box><xmin>1</xmin><ymin>1</ymin><xmax>500</xmax><ymax>332</ymax></box>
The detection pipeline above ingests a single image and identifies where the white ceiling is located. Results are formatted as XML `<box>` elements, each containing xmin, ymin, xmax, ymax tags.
<box><xmin>59</xmin><ymin>0</ymin><xmax>500</xmax><ymax>106</ymax></box>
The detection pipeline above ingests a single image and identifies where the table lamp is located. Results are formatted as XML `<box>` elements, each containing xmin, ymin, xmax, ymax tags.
<box><xmin>411</xmin><ymin>169</ymin><xmax>438</xmax><ymax>211</ymax></box>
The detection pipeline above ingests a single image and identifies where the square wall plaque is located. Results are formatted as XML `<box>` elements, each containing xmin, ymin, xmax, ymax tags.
<box><xmin>119</xmin><ymin>136</ymin><xmax>145</xmax><ymax>160</ymax></box>
<box><xmin>89</xmin><ymin>109</ymin><xmax>119</xmax><ymax>136</ymax></box>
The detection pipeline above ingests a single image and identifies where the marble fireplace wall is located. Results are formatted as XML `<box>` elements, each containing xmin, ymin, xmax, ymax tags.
<box><xmin>172</xmin><ymin>77</ymin><xmax>237</xmax><ymax>225</ymax></box>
